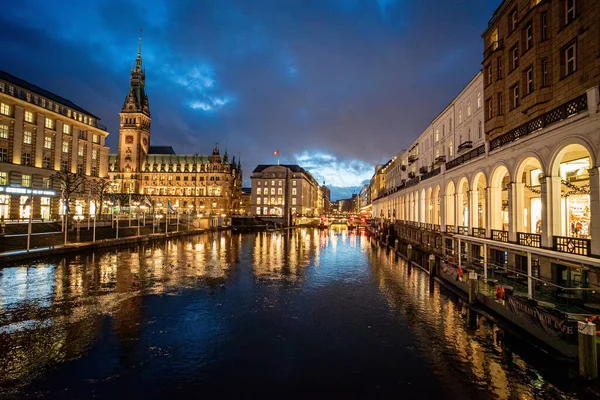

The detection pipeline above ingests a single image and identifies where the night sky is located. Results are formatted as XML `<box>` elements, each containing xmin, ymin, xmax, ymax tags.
<box><xmin>1</xmin><ymin>0</ymin><xmax>499</xmax><ymax>200</ymax></box>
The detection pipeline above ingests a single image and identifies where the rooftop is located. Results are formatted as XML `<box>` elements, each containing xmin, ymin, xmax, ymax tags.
<box><xmin>148</xmin><ymin>146</ymin><xmax>176</xmax><ymax>155</ymax></box>
<box><xmin>0</xmin><ymin>70</ymin><xmax>100</xmax><ymax>119</ymax></box>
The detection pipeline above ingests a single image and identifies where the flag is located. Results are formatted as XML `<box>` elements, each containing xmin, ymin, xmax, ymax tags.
<box><xmin>144</xmin><ymin>197</ymin><xmax>153</xmax><ymax>207</ymax></box>
<box><xmin>273</xmin><ymin>150</ymin><xmax>279</xmax><ymax>155</ymax></box>
<box><xmin>23</xmin><ymin>197</ymin><xmax>31</xmax><ymax>206</ymax></box>
<box><xmin>167</xmin><ymin>201</ymin><xmax>175</xmax><ymax>212</ymax></box>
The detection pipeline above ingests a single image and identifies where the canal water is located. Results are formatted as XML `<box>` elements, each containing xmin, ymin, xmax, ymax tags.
<box><xmin>0</xmin><ymin>228</ymin><xmax>585</xmax><ymax>399</ymax></box>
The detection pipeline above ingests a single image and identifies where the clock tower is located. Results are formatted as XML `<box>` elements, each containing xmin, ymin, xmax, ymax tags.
<box><xmin>117</xmin><ymin>30</ymin><xmax>151</xmax><ymax>193</ymax></box>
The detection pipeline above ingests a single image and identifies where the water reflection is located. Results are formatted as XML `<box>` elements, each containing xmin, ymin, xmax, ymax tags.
<box><xmin>371</xmin><ymin>246</ymin><xmax>576</xmax><ymax>400</ymax></box>
<box><xmin>0</xmin><ymin>228</ymin><xmax>579</xmax><ymax>398</ymax></box>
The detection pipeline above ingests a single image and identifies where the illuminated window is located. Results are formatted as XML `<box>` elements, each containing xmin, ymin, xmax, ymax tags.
<box><xmin>93</xmin><ymin>133</ymin><xmax>99</xmax><ymax>143</ymax></box>
<box><xmin>435</xmin><ymin>129</ymin><xmax>439</xmax><ymax>142</ymax></box>
<box><xmin>292</xmin><ymin>188</ymin><xmax>297</xmax><ymax>196</ymax></box>
<box><xmin>293</xmin><ymin>180</ymin><xmax>297</xmax><ymax>186</ymax></box>
<box><xmin>23</xmin><ymin>131</ymin><xmax>32</xmax><ymax>144</ymax></box>
<box><xmin>264</xmin><ymin>197</ymin><xmax>268</xmax><ymax>205</ymax></box>
<box><xmin>477</xmin><ymin>92</ymin><xmax>481</xmax><ymax>108</ymax></box>
<box><xmin>43</xmin><ymin>177</ymin><xmax>51</xmax><ymax>188</ymax></box>
<box><xmin>45</xmin><ymin>118</ymin><xmax>55</xmax><ymax>130</ymax></box>
<box><xmin>0</xmin><ymin>124</ymin><xmax>8</xmax><ymax>139</ymax></box>
<box><xmin>270</xmin><ymin>188</ymin><xmax>275</xmax><ymax>195</ymax></box>
<box><xmin>22</xmin><ymin>174</ymin><xmax>31</xmax><ymax>187</ymax></box>
<box><xmin>92</xmin><ymin>148</ymin><xmax>98</xmax><ymax>160</ymax></box>
<box><xmin>62</xmin><ymin>141</ymin><xmax>69</xmax><ymax>153</ymax></box>
<box><xmin>292</xmin><ymin>198</ymin><xmax>297</xmax><ymax>205</ymax></box>
<box><xmin>44</xmin><ymin>136</ymin><xmax>52</xmax><ymax>149</ymax></box>
<box><xmin>279</xmin><ymin>180</ymin><xmax>282</xmax><ymax>186</ymax></box>
<box><xmin>78</xmin><ymin>146</ymin><xmax>84</xmax><ymax>157</ymax></box>
<box><xmin>43</xmin><ymin>156</ymin><xmax>51</xmax><ymax>168</ymax></box>
<box><xmin>257</xmin><ymin>197</ymin><xmax>261</xmax><ymax>205</ymax></box>
<box><xmin>256</xmin><ymin>207</ymin><xmax>261</xmax><ymax>215</ymax></box>
<box><xmin>0</xmin><ymin>172</ymin><xmax>6</xmax><ymax>185</ymax></box>
<box><xmin>0</xmin><ymin>103</ymin><xmax>10</xmax><ymax>116</ymax></box>
<box><xmin>449</xmin><ymin>141</ymin><xmax>453</xmax><ymax>157</ymax></box>
<box><xmin>63</xmin><ymin>124</ymin><xmax>70</xmax><ymax>134</ymax></box>
<box><xmin>25</xmin><ymin>111</ymin><xmax>34</xmax><ymax>123</ymax></box>
<box><xmin>277</xmin><ymin>188</ymin><xmax>282</xmax><ymax>195</ymax></box>
<box><xmin>257</xmin><ymin>188</ymin><xmax>261</xmax><ymax>195</ymax></box>
<box><xmin>458</xmin><ymin>110</ymin><xmax>462</xmax><ymax>124</ymax></box>
<box><xmin>20</xmin><ymin>196</ymin><xmax>31</xmax><ymax>219</ymax></box>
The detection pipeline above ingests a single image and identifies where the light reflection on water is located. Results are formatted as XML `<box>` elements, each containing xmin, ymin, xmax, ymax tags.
<box><xmin>0</xmin><ymin>228</ymin><xmax>579</xmax><ymax>399</ymax></box>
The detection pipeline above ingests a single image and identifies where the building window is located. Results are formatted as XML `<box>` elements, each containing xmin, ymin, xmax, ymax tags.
<box><xmin>0</xmin><ymin>103</ymin><xmax>10</xmax><ymax>116</ymax></box>
<box><xmin>44</xmin><ymin>136</ymin><xmax>52</xmax><ymax>149</ymax></box>
<box><xmin>43</xmin><ymin>156</ymin><xmax>51</xmax><ymax>169</ymax></box>
<box><xmin>61</xmin><ymin>160</ymin><xmax>69</xmax><ymax>172</ymax></box>
<box><xmin>458</xmin><ymin>109</ymin><xmax>462</xmax><ymax>124</ymax></box>
<box><xmin>93</xmin><ymin>133</ymin><xmax>99</xmax><ymax>143</ymax></box>
<box><xmin>292</xmin><ymin>180</ymin><xmax>297</xmax><ymax>186</ymax></box>
<box><xmin>486</xmin><ymin>65</ymin><xmax>492</xmax><ymax>85</ymax></box>
<box><xmin>565</xmin><ymin>0</ymin><xmax>575</xmax><ymax>25</ymax></box>
<box><xmin>43</xmin><ymin>178</ymin><xmax>51</xmax><ymax>188</ymax></box>
<box><xmin>510</xmin><ymin>9</ymin><xmax>518</xmax><ymax>32</ymax></box>
<box><xmin>497</xmin><ymin>57</ymin><xmax>503</xmax><ymax>79</ymax></box>
<box><xmin>256</xmin><ymin>207</ymin><xmax>261</xmax><ymax>215</ymax></box>
<box><xmin>0</xmin><ymin>124</ymin><xmax>8</xmax><ymax>139</ymax></box>
<box><xmin>22</xmin><ymin>174</ymin><xmax>31</xmax><ymax>187</ymax></box>
<box><xmin>478</xmin><ymin>121</ymin><xmax>483</xmax><ymax>139</ymax></box>
<box><xmin>62</xmin><ymin>141</ymin><xmax>69</xmax><ymax>153</ymax></box>
<box><xmin>277</xmin><ymin>188</ymin><xmax>282</xmax><ymax>195</ymax></box>
<box><xmin>263</xmin><ymin>197</ymin><xmax>268</xmax><ymax>205</ymax></box>
<box><xmin>270</xmin><ymin>188</ymin><xmax>275</xmax><ymax>195</ymax></box>
<box><xmin>22</xmin><ymin>152</ymin><xmax>31</xmax><ymax>165</ymax></box>
<box><xmin>0</xmin><ymin>172</ymin><xmax>7</xmax><ymax>185</ymax></box>
<box><xmin>257</xmin><ymin>188</ymin><xmax>261</xmax><ymax>195</ymax></box>
<box><xmin>92</xmin><ymin>148</ymin><xmax>98</xmax><ymax>160</ymax></box>
<box><xmin>498</xmin><ymin>93</ymin><xmax>504</xmax><ymax>115</ymax></box>
<box><xmin>512</xmin><ymin>84</ymin><xmax>520</xmax><ymax>109</ymax></box>
<box><xmin>45</xmin><ymin>118</ymin><xmax>55</xmax><ymax>130</ymax></box>
<box><xmin>512</xmin><ymin>45</ymin><xmax>519</xmax><ymax>70</ymax></box>
<box><xmin>78</xmin><ymin>146</ymin><xmax>84</xmax><ymax>157</ymax></box>
<box><xmin>292</xmin><ymin>198</ymin><xmax>297</xmax><ymax>205</ymax></box>
<box><xmin>477</xmin><ymin>92</ymin><xmax>481</xmax><ymax>109</ymax></box>
<box><xmin>487</xmin><ymin>98</ymin><xmax>493</xmax><ymax>120</ymax></box>
<box><xmin>257</xmin><ymin>197</ymin><xmax>261</xmax><ymax>205</ymax></box>
<box><xmin>23</xmin><ymin>131</ymin><xmax>32</xmax><ymax>144</ymax></box>
<box><xmin>63</xmin><ymin>124</ymin><xmax>70</xmax><ymax>134</ymax></box>
<box><xmin>77</xmin><ymin>164</ymin><xmax>84</xmax><ymax>174</ymax></box>
<box><xmin>526</xmin><ymin>67</ymin><xmax>534</xmax><ymax>94</ymax></box>
<box><xmin>292</xmin><ymin>188</ymin><xmax>297</xmax><ymax>196</ymax></box>
<box><xmin>542</xmin><ymin>59</ymin><xmax>549</xmax><ymax>87</ymax></box>
<box><xmin>525</xmin><ymin>23</ymin><xmax>533</xmax><ymax>51</ymax></box>
<box><xmin>541</xmin><ymin>12</ymin><xmax>547</xmax><ymax>41</ymax></box>
<box><xmin>0</xmin><ymin>148</ymin><xmax>8</xmax><ymax>162</ymax></box>
<box><xmin>467</xmin><ymin>102</ymin><xmax>471</xmax><ymax>117</ymax></box>
<box><xmin>449</xmin><ymin>141</ymin><xmax>453</xmax><ymax>158</ymax></box>
<box><xmin>91</xmin><ymin>166</ymin><xmax>98</xmax><ymax>177</ymax></box>
<box><xmin>24</xmin><ymin>111</ymin><xmax>34</xmax><ymax>123</ymax></box>
<box><xmin>564</xmin><ymin>43</ymin><xmax>577</xmax><ymax>76</ymax></box>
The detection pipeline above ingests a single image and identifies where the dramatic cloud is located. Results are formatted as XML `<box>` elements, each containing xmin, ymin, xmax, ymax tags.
<box><xmin>0</xmin><ymin>0</ymin><xmax>500</xmax><ymax>200</ymax></box>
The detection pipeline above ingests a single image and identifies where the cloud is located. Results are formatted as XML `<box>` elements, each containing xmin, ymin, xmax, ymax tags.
<box><xmin>292</xmin><ymin>151</ymin><xmax>374</xmax><ymax>189</ymax></box>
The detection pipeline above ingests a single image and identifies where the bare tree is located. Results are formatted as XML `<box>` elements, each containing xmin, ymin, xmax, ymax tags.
<box><xmin>51</xmin><ymin>171</ymin><xmax>87</xmax><ymax>243</ymax></box>
<box><xmin>90</xmin><ymin>178</ymin><xmax>112</xmax><ymax>217</ymax></box>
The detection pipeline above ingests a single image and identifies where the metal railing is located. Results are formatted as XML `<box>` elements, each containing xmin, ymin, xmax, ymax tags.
<box><xmin>553</xmin><ymin>235</ymin><xmax>591</xmax><ymax>256</ymax></box>
<box><xmin>457</xmin><ymin>226</ymin><xmax>469</xmax><ymax>235</ymax></box>
<box><xmin>445</xmin><ymin>225</ymin><xmax>455</xmax><ymax>234</ymax></box>
<box><xmin>491</xmin><ymin>229</ymin><xmax>508</xmax><ymax>242</ymax></box>
<box><xmin>446</xmin><ymin>145</ymin><xmax>486</xmax><ymax>171</ymax></box>
<box><xmin>472</xmin><ymin>227</ymin><xmax>487</xmax><ymax>238</ymax></box>
<box><xmin>517</xmin><ymin>232</ymin><xmax>541</xmax><ymax>248</ymax></box>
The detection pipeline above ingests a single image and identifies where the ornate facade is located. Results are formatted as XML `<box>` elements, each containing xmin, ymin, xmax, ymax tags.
<box><xmin>108</xmin><ymin>36</ymin><xmax>242</xmax><ymax>216</ymax></box>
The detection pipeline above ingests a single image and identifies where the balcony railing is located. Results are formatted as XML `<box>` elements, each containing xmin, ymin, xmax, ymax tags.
<box><xmin>421</xmin><ymin>167</ymin><xmax>441</xmax><ymax>182</ymax></box>
<box><xmin>405</xmin><ymin>176</ymin><xmax>420</xmax><ymax>188</ymax></box>
<box><xmin>517</xmin><ymin>232</ymin><xmax>541</xmax><ymax>248</ymax></box>
<box><xmin>457</xmin><ymin>141</ymin><xmax>473</xmax><ymax>154</ymax></box>
<box><xmin>553</xmin><ymin>236</ymin><xmax>591</xmax><ymax>256</ymax></box>
<box><xmin>408</xmin><ymin>155</ymin><xmax>418</xmax><ymax>164</ymax></box>
<box><xmin>408</xmin><ymin>171</ymin><xmax>416</xmax><ymax>179</ymax></box>
<box><xmin>401</xmin><ymin>165</ymin><xmax>407</xmax><ymax>171</ymax></box>
<box><xmin>446</xmin><ymin>145</ymin><xmax>485</xmax><ymax>171</ymax></box>
<box><xmin>489</xmin><ymin>93</ymin><xmax>588</xmax><ymax>151</ymax></box>
<box><xmin>491</xmin><ymin>229</ymin><xmax>508</xmax><ymax>242</ymax></box>
<box><xmin>433</xmin><ymin>224</ymin><xmax>441</xmax><ymax>232</ymax></box>
<box><xmin>434</xmin><ymin>156</ymin><xmax>446</xmax><ymax>165</ymax></box>
<box><xmin>484</xmin><ymin>39</ymin><xmax>504</xmax><ymax>60</ymax></box>
<box><xmin>457</xmin><ymin>226</ymin><xmax>469</xmax><ymax>235</ymax></box>
<box><xmin>419</xmin><ymin>166</ymin><xmax>429</xmax><ymax>174</ymax></box>
<box><xmin>445</xmin><ymin>225</ymin><xmax>455</xmax><ymax>234</ymax></box>
<box><xmin>472</xmin><ymin>227</ymin><xmax>486</xmax><ymax>238</ymax></box>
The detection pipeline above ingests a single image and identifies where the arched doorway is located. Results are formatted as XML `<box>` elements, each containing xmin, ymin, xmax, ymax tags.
<box><xmin>426</xmin><ymin>187</ymin><xmax>433</xmax><ymax>223</ymax></box>
<box><xmin>457</xmin><ymin>177</ymin><xmax>469</xmax><ymax>230</ymax></box>
<box><xmin>490</xmin><ymin>165</ymin><xmax>510</xmax><ymax>232</ymax></box>
<box><xmin>445</xmin><ymin>181</ymin><xmax>456</xmax><ymax>229</ymax></box>
<box><xmin>433</xmin><ymin>185</ymin><xmax>441</xmax><ymax>226</ymax></box>
<box><xmin>471</xmin><ymin>172</ymin><xmax>488</xmax><ymax>230</ymax></box>
<box><xmin>515</xmin><ymin>156</ymin><xmax>544</xmax><ymax>234</ymax></box>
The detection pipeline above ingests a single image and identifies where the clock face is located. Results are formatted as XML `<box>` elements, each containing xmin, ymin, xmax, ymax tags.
<box><xmin>143</xmin><ymin>137</ymin><xmax>148</xmax><ymax>145</ymax></box>
<box><xmin>126</xmin><ymin>135</ymin><xmax>134</xmax><ymax>144</ymax></box>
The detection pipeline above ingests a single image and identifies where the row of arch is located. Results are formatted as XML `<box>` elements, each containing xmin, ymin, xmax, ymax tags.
<box><xmin>378</xmin><ymin>142</ymin><xmax>596</xmax><ymax>241</ymax></box>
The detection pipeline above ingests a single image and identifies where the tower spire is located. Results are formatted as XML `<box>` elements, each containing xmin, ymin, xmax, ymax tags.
<box><xmin>136</xmin><ymin>28</ymin><xmax>143</xmax><ymax>71</ymax></box>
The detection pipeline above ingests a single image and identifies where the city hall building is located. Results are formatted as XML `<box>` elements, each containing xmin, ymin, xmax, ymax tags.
<box><xmin>372</xmin><ymin>0</ymin><xmax>600</xmax><ymax>294</ymax></box>
<box><xmin>0</xmin><ymin>70</ymin><xmax>110</xmax><ymax>221</ymax></box>
<box><xmin>108</xmin><ymin>38</ymin><xmax>243</xmax><ymax>216</ymax></box>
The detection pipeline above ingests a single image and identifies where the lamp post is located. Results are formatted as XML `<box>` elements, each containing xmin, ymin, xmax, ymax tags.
<box><xmin>92</xmin><ymin>213</ymin><xmax>96</xmax><ymax>242</ymax></box>
<box><xmin>74</xmin><ymin>214</ymin><xmax>84</xmax><ymax>242</ymax></box>
<box><xmin>156</xmin><ymin>214</ymin><xmax>163</xmax><ymax>233</ymax></box>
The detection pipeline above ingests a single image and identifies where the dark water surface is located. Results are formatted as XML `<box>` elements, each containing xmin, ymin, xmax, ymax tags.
<box><xmin>0</xmin><ymin>228</ymin><xmax>583</xmax><ymax>399</ymax></box>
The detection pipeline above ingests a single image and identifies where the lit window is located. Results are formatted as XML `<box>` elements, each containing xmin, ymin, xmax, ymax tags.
<box><xmin>43</xmin><ymin>178</ymin><xmax>51</xmax><ymax>188</ymax></box>
<box><xmin>264</xmin><ymin>197</ymin><xmax>268</xmax><ymax>205</ymax></box>
<box><xmin>292</xmin><ymin>188</ymin><xmax>297</xmax><ymax>196</ymax></box>
<box><xmin>44</xmin><ymin>136</ymin><xmax>52</xmax><ymax>149</ymax></box>
<box><xmin>23</xmin><ymin>131</ymin><xmax>32</xmax><ymax>144</ymax></box>
<box><xmin>256</xmin><ymin>207</ymin><xmax>261</xmax><ymax>215</ymax></box>
<box><xmin>0</xmin><ymin>124</ymin><xmax>8</xmax><ymax>139</ymax></box>
<box><xmin>270</xmin><ymin>188</ymin><xmax>275</xmax><ymax>195</ymax></box>
<box><xmin>271</xmin><ymin>180</ymin><xmax>275</xmax><ymax>186</ymax></box>
<box><xmin>63</xmin><ymin>124</ymin><xmax>70</xmax><ymax>134</ymax></box>
<box><xmin>45</xmin><ymin>118</ymin><xmax>55</xmax><ymax>129</ymax></box>
<box><xmin>279</xmin><ymin>180</ymin><xmax>282</xmax><ymax>186</ymax></box>
<box><xmin>22</xmin><ymin>174</ymin><xmax>31</xmax><ymax>187</ymax></box>
<box><xmin>0</xmin><ymin>103</ymin><xmax>10</xmax><ymax>116</ymax></box>
<box><xmin>467</xmin><ymin>102</ymin><xmax>471</xmax><ymax>117</ymax></box>
<box><xmin>257</xmin><ymin>197</ymin><xmax>261</xmax><ymax>205</ymax></box>
<box><xmin>449</xmin><ymin>142</ymin><xmax>453</xmax><ymax>157</ymax></box>
<box><xmin>22</xmin><ymin>152</ymin><xmax>31</xmax><ymax>165</ymax></box>
<box><xmin>62</xmin><ymin>141</ymin><xmax>70</xmax><ymax>153</ymax></box>
<box><xmin>257</xmin><ymin>188</ymin><xmax>261</xmax><ymax>195</ymax></box>
<box><xmin>277</xmin><ymin>188</ymin><xmax>282</xmax><ymax>195</ymax></box>
<box><xmin>477</xmin><ymin>93</ymin><xmax>481</xmax><ymax>108</ymax></box>
<box><xmin>92</xmin><ymin>148</ymin><xmax>98</xmax><ymax>160</ymax></box>
<box><xmin>565</xmin><ymin>43</ymin><xmax>576</xmax><ymax>76</ymax></box>
<box><xmin>293</xmin><ymin>181</ymin><xmax>297</xmax><ymax>186</ymax></box>
<box><xmin>435</xmin><ymin>129</ymin><xmax>439</xmax><ymax>142</ymax></box>
<box><xmin>93</xmin><ymin>133</ymin><xmax>99</xmax><ymax>143</ymax></box>
<box><xmin>0</xmin><ymin>172</ymin><xmax>7</xmax><ymax>185</ymax></box>
<box><xmin>292</xmin><ymin>198</ymin><xmax>297</xmax><ymax>205</ymax></box>
<box><xmin>458</xmin><ymin>110</ymin><xmax>462</xmax><ymax>124</ymax></box>
<box><xmin>78</xmin><ymin>146</ymin><xmax>84</xmax><ymax>157</ymax></box>
<box><xmin>24</xmin><ymin>111</ymin><xmax>34</xmax><ymax>123</ymax></box>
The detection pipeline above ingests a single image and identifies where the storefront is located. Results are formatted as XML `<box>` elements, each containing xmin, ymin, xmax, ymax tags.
<box><xmin>560</xmin><ymin>157</ymin><xmax>590</xmax><ymax>238</ymax></box>
<box><xmin>0</xmin><ymin>185</ymin><xmax>57</xmax><ymax>221</ymax></box>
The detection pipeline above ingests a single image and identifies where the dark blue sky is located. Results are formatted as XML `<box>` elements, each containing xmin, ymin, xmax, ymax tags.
<box><xmin>0</xmin><ymin>0</ymin><xmax>499</xmax><ymax>200</ymax></box>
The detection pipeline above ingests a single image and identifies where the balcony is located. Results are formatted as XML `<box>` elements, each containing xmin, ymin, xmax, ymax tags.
<box><xmin>434</xmin><ymin>156</ymin><xmax>446</xmax><ymax>165</ymax></box>
<box><xmin>457</xmin><ymin>141</ymin><xmax>473</xmax><ymax>154</ymax></box>
<box><xmin>401</xmin><ymin>165</ymin><xmax>407</xmax><ymax>171</ymax></box>
<box><xmin>408</xmin><ymin>155</ymin><xmax>418</xmax><ymax>164</ymax></box>
<box><xmin>408</xmin><ymin>171</ymin><xmax>416</xmax><ymax>179</ymax></box>
<box><xmin>553</xmin><ymin>236</ymin><xmax>591</xmax><ymax>256</ymax></box>
<box><xmin>419</xmin><ymin>166</ymin><xmax>428</xmax><ymax>174</ymax></box>
<box><xmin>472</xmin><ymin>227</ymin><xmax>486</xmax><ymax>238</ymax></box>
<box><xmin>517</xmin><ymin>232</ymin><xmax>541</xmax><ymax>248</ymax></box>
<box><xmin>491</xmin><ymin>229</ymin><xmax>508</xmax><ymax>242</ymax></box>
<box><xmin>484</xmin><ymin>39</ymin><xmax>504</xmax><ymax>60</ymax></box>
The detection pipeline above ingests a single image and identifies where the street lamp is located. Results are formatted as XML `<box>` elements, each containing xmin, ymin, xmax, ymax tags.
<box><xmin>73</xmin><ymin>214</ymin><xmax>84</xmax><ymax>242</ymax></box>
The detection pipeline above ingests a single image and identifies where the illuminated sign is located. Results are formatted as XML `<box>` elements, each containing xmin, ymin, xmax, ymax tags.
<box><xmin>0</xmin><ymin>186</ymin><xmax>56</xmax><ymax>196</ymax></box>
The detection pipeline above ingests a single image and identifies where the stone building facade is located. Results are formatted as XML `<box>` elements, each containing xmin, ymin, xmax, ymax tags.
<box><xmin>0</xmin><ymin>70</ymin><xmax>110</xmax><ymax>221</ymax></box>
<box><xmin>108</xmin><ymin>38</ymin><xmax>242</xmax><ymax>216</ymax></box>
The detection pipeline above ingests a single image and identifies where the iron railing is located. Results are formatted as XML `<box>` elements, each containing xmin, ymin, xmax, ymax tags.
<box><xmin>457</xmin><ymin>226</ymin><xmax>469</xmax><ymax>235</ymax></box>
<box><xmin>491</xmin><ymin>229</ymin><xmax>509</xmax><ymax>242</ymax></box>
<box><xmin>446</xmin><ymin>145</ymin><xmax>486</xmax><ymax>171</ymax></box>
<box><xmin>472</xmin><ymin>227</ymin><xmax>487</xmax><ymax>238</ymax></box>
<box><xmin>553</xmin><ymin>236</ymin><xmax>591</xmax><ymax>256</ymax></box>
<box><xmin>517</xmin><ymin>232</ymin><xmax>541</xmax><ymax>248</ymax></box>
